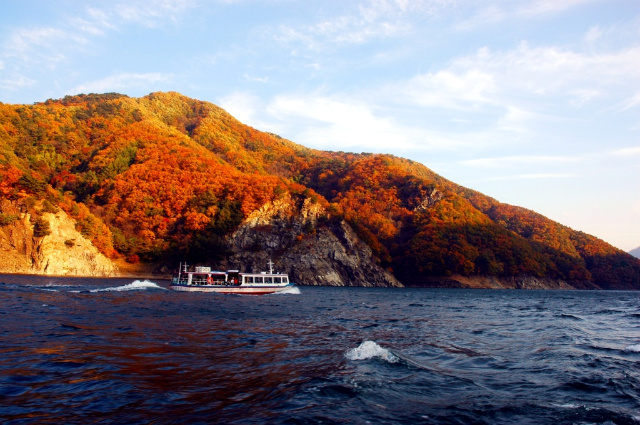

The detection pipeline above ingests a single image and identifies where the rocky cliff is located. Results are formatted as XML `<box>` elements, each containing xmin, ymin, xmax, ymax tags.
<box><xmin>2</xmin><ymin>92</ymin><xmax>638</xmax><ymax>288</ymax></box>
<box><xmin>0</xmin><ymin>200</ymin><xmax>117</xmax><ymax>276</ymax></box>
<box><xmin>224</xmin><ymin>194</ymin><xmax>402</xmax><ymax>287</ymax></box>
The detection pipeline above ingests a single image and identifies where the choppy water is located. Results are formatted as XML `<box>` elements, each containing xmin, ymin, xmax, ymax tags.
<box><xmin>1</xmin><ymin>275</ymin><xmax>639</xmax><ymax>424</ymax></box>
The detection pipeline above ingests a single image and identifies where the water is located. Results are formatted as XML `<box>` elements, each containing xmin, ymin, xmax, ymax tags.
<box><xmin>1</xmin><ymin>275</ymin><xmax>639</xmax><ymax>424</ymax></box>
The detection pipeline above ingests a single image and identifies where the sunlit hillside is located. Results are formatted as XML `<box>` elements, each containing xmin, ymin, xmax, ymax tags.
<box><xmin>1</xmin><ymin>92</ymin><xmax>638</xmax><ymax>288</ymax></box>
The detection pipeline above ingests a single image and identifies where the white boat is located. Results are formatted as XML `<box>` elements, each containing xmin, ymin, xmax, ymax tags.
<box><xmin>169</xmin><ymin>260</ymin><xmax>295</xmax><ymax>295</ymax></box>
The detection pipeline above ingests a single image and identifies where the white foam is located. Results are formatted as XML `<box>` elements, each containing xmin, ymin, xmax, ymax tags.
<box><xmin>90</xmin><ymin>280</ymin><xmax>165</xmax><ymax>293</ymax></box>
<box><xmin>274</xmin><ymin>286</ymin><xmax>301</xmax><ymax>295</ymax></box>
<box><xmin>624</xmin><ymin>344</ymin><xmax>640</xmax><ymax>352</ymax></box>
<box><xmin>345</xmin><ymin>341</ymin><xmax>399</xmax><ymax>363</ymax></box>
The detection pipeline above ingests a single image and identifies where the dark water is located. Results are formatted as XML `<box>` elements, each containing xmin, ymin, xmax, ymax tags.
<box><xmin>1</xmin><ymin>275</ymin><xmax>639</xmax><ymax>425</ymax></box>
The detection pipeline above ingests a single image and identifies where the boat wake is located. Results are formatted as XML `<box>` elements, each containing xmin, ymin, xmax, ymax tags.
<box><xmin>273</xmin><ymin>286</ymin><xmax>301</xmax><ymax>295</ymax></box>
<box><xmin>90</xmin><ymin>280</ymin><xmax>165</xmax><ymax>293</ymax></box>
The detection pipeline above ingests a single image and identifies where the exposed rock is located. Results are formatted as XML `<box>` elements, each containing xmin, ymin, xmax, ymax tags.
<box><xmin>225</xmin><ymin>195</ymin><xmax>402</xmax><ymax>287</ymax></box>
<box><xmin>415</xmin><ymin>188</ymin><xmax>443</xmax><ymax>211</ymax></box>
<box><xmin>407</xmin><ymin>274</ymin><xmax>584</xmax><ymax>290</ymax></box>
<box><xmin>0</xmin><ymin>200</ymin><xmax>117</xmax><ymax>276</ymax></box>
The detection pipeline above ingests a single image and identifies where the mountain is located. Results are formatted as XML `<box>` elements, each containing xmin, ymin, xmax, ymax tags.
<box><xmin>1</xmin><ymin>92</ymin><xmax>639</xmax><ymax>289</ymax></box>
<box><xmin>630</xmin><ymin>246</ymin><xmax>640</xmax><ymax>259</ymax></box>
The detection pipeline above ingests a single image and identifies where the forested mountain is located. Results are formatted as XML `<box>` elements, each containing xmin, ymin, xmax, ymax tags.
<box><xmin>1</xmin><ymin>92</ymin><xmax>638</xmax><ymax>288</ymax></box>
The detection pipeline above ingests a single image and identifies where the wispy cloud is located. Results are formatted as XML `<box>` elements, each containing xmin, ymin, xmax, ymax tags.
<box><xmin>271</xmin><ymin>0</ymin><xmax>454</xmax><ymax>50</ymax></box>
<box><xmin>4</xmin><ymin>27</ymin><xmax>86</xmax><ymax>64</ymax></box>
<box><xmin>251</xmin><ymin>92</ymin><xmax>476</xmax><ymax>153</ymax></box>
<box><xmin>266</xmin><ymin>94</ymin><xmax>419</xmax><ymax>151</ymax></box>
<box><xmin>0</xmin><ymin>74</ymin><xmax>36</xmax><ymax>91</ymax></box>
<box><xmin>461</xmin><ymin>155</ymin><xmax>582</xmax><ymax>168</ymax></box>
<box><xmin>243</xmin><ymin>74</ymin><xmax>269</xmax><ymax>83</ymax></box>
<box><xmin>71</xmin><ymin>72</ymin><xmax>173</xmax><ymax>94</ymax></box>
<box><xmin>456</xmin><ymin>0</ymin><xmax>599</xmax><ymax>30</ymax></box>
<box><xmin>609</xmin><ymin>146</ymin><xmax>640</xmax><ymax>156</ymax></box>
<box><xmin>516</xmin><ymin>0</ymin><xmax>598</xmax><ymax>18</ymax></box>
<box><xmin>114</xmin><ymin>0</ymin><xmax>195</xmax><ymax>27</ymax></box>
<box><xmin>411</xmin><ymin>42</ymin><xmax>640</xmax><ymax>107</ymax></box>
<box><xmin>485</xmin><ymin>173</ymin><xmax>576</xmax><ymax>181</ymax></box>
<box><xmin>218</xmin><ymin>91</ymin><xmax>266</xmax><ymax>130</ymax></box>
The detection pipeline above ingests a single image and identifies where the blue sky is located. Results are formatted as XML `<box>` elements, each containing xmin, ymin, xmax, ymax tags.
<box><xmin>1</xmin><ymin>0</ymin><xmax>639</xmax><ymax>251</ymax></box>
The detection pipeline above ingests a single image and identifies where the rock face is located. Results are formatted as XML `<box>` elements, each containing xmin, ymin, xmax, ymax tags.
<box><xmin>406</xmin><ymin>274</ymin><xmax>594</xmax><ymax>290</ymax></box>
<box><xmin>0</xmin><ymin>201</ymin><xmax>117</xmax><ymax>276</ymax></box>
<box><xmin>225</xmin><ymin>195</ymin><xmax>402</xmax><ymax>287</ymax></box>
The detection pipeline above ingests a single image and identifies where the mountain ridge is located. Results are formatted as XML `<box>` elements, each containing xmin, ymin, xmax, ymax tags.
<box><xmin>1</xmin><ymin>91</ymin><xmax>638</xmax><ymax>289</ymax></box>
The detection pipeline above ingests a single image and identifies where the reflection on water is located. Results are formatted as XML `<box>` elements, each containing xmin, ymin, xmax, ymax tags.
<box><xmin>1</xmin><ymin>276</ymin><xmax>639</xmax><ymax>424</ymax></box>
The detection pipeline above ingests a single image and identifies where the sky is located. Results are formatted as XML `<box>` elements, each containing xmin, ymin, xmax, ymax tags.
<box><xmin>1</xmin><ymin>0</ymin><xmax>639</xmax><ymax>251</ymax></box>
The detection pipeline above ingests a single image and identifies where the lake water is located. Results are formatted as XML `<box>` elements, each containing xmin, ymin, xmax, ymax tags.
<box><xmin>1</xmin><ymin>275</ymin><xmax>639</xmax><ymax>424</ymax></box>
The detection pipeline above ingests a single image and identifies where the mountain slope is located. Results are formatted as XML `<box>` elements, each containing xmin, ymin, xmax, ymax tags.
<box><xmin>1</xmin><ymin>92</ymin><xmax>638</xmax><ymax>288</ymax></box>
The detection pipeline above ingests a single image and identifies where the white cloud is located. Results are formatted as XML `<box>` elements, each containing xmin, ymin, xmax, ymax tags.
<box><xmin>461</xmin><ymin>155</ymin><xmax>582</xmax><ymax>168</ymax></box>
<box><xmin>389</xmin><ymin>41</ymin><xmax>640</xmax><ymax>141</ymax></box>
<box><xmin>457</xmin><ymin>0</ymin><xmax>598</xmax><ymax>30</ymax></box>
<box><xmin>619</xmin><ymin>92</ymin><xmax>640</xmax><ymax>111</ymax></box>
<box><xmin>267</xmin><ymin>95</ymin><xmax>417</xmax><ymax>150</ymax></box>
<box><xmin>242</xmin><ymin>74</ymin><xmax>269</xmax><ymax>83</ymax></box>
<box><xmin>260</xmin><ymin>93</ymin><xmax>472</xmax><ymax>152</ymax></box>
<box><xmin>271</xmin><ymin>0</ymin><xmax>455</xmax><ymax>50</ymax></box>
<box><xmin>400</xmin><ymin>68</ymin><xmax>497</xmax><ymax>109</ymax></box>
<box><xmin>114</xmin><ymin>0</ymin><xmax>195</xmax><ymax>27</ymax></box>
<box><xmin>609</xmin><ymin>146</ymin><xmax>640</xmax><ymax>156</ymax></box>
<box><xmin>70</xmin><ymin>72</ymin><xmax>173</xmax><ymax>94</ymax></box>
<box><xmin>218</xmin><ymin>91</ymin><xmax>263</xmax><ymax>128</ymax></box>
<box><xmin>516</xmin><ymin>0</ymin><xmax>597</xmax><ymax>18</ymax></box>
<box><xmin>486</xmin><ymin>173</ymin><xmax>575</xmax><ymax>181</ymax></box>
<box><xmin>0</xmin><ymin>74</ymin><xmax>36</xmax><ymax>91</ymax></box>
<box><xmin>4</xmin><ymin>27</ymin><xmax>86</xmax><ymax>64</ymax></box>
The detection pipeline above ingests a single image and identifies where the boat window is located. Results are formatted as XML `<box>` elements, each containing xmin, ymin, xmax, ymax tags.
<box><xmin>274</xmin><ymin>277</ymin><xmax>281</xmax><ymax>283</ymax></box>
<box><xmin>283</xmin><ymin>277</ymin><xmax>288</xmax><ymax>283</ymax></box>
<box><xmin>254</xmin><ymin>276</ymin><xmax>263</xmax><ymax>284</ymax></box>
<box><xmin>244</xmin><ymin>276</ymin><xmax>253</xmax><ymax>284</ymax></box>
<box><xmin>265</xmin><ymin>277</ymin><xmax>273</xmax><ymax>283</ymax></box>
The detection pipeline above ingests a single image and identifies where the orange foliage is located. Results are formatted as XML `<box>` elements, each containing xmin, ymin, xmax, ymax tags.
<box><xmin>0</xmin><ymin>92</ymin><xmax>637</xmax><ymax>287</ymax></box>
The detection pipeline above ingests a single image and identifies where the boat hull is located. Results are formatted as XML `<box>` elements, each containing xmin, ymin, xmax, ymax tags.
<box><xmin>169</xmin><ymin>283</ymin><xmax>296</xmax><ymax>295</ymax></box>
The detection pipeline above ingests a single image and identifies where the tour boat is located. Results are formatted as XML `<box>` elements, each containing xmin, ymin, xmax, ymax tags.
<box><xmin>169</xmin><ymin>260</ymin><xmax>295</xmax><ymax>295</ymax></box>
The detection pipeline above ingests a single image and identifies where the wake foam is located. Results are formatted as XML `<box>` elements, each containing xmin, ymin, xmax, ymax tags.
<box><xmin>90</xmin><ymin>280</ymin><xmax>165</xmax><ymax>293</ymax></box>
<box><xmin>274</xmin><ymin>286</ymin><xmax>301</xmax><ymax>295</ymax></box>
<box><xmin>624</xmin><ymin>344</ymin><xmax>640</xmax><ymax>353</ymax></box>
<box><xmin>345</xmin><ymin>341</ymin><xmax>399</xmax><ymax>363</ymax></box>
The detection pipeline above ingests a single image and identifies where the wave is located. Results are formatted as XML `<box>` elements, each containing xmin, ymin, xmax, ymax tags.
<box><xmin>345</xmin><ymin>341</ymin><xmax>492</xmax><ymax>391</ymax></box>
<box><xmin>559</xmin><ymin>313</ymin><xmax>583</xmax><ymax>321</ymax></box>
<box><xmin>90</xmin><ymin>280</ymin><xmax>165</xmax><ymax>293</ymax></box>
<box><xmin>273</xmin><ymin>286</ymin><xmax>301</xmax><ymax>295</ymax></box>
<box><xmin>624</xmin><ymin>344</ymin><xmax>640</xmax><ymax>353</ymax></box>
<box><xmin>345</xmin><ymin>341</ymin><xmax>399</xmax><ymax>363</ymax></box>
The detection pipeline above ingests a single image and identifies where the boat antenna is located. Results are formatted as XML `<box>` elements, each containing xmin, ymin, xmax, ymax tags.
<box><xmin>268</xmin><ymin>259</ymin><xmax>274</xmax><ymax>274</ymax></box>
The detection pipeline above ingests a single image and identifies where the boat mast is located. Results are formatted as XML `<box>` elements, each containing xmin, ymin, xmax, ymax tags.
<box><xmin>268</xmin><ymin>259</ymin><xmax>274</xmax><ymax>274</ymax></box>
<box><xmin>178</xmin><ymin>262</ymin><xmax>188</xmax><ymax>282</ymax></box>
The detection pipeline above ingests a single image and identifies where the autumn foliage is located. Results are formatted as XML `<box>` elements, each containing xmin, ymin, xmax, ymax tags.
<box><xmin>0</xmin><ymin>92</ymin><xmax>638</xmax><ymax>287</ymax></box>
